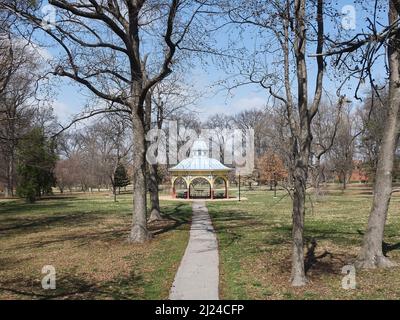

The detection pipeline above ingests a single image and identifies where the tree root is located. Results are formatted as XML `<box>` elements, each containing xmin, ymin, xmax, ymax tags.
<box><xmin>148</xmin><ymin>209</ymin><xmax>163</xmax><ymax>223</ymax></box>
<box><xmin>291</xmin><ymin>274</ymin><xmax>308</xmax><ymax>287</ymax></box>
<box><xmin>128</xmin><ymin>224</ymin><xmax>152</xmax><ymax>243</ymax></box>
<box><xmin>355</xmin><ymin>255</ymin><xmax>397</xmax><ymax>269</ymax></box>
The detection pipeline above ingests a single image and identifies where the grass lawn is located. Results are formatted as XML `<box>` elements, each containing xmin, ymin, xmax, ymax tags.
<box><xmin>2</xmin><ymin>186</ymin><xmax>400</xmax><ymax>300</ymax></box>
<box><xmin>0</xmin><ymin>193</ymin><xmax>191</xmax><ymax>299</ymax></box>
<box><xmin>208</xmin><ymin>187</ymin><xmax>400</xmax><ymax>299</ymax></box>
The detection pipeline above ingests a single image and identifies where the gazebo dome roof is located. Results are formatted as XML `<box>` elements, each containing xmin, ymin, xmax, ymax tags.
<box><xmin>169</xmin><ymin>157</ymin><xmax>231</xmax><ymax>171</ymax></box>
<box><xmin>169</xmin><ymin>139</ymin><xmax>231</xmax><ymax>172</ymax></box>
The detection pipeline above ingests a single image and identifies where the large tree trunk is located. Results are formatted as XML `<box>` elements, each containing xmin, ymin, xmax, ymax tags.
<box><xmin>291</xmin><ymin>155</ymin><xmax>308</xmax><ymax>286</ymax></box>
<box><xmin>143</xmin><ymin>82</ymin><xmax>162</xmax><ymax>223</ymax></box>
<box><xmin>148</xmin><ymin>163</ymin><xmax>162</xmax><ymax>222</ymax></box>
<box><xmin>289</xmin><ymin>0</ymin><xmax>317</xmax><ymax>287</ymax></box>
<box><xmin>4</xmin><ymin>147</ymin><xmax>14</xmax><ymax>197</ymax></box>
<box><xmin>356</xmin><ymin>2</ymin><xmax>400</xmax><ymax>268</ymax></box>
<box><xmin>129</xmin><ymin>111</ymin><xmax>151</xmax><ymax>243</ymax></box>
<box><xmin>356</xmin><ymin>126</ymin><xmax>399</xmax><ymax>268</ymax></box>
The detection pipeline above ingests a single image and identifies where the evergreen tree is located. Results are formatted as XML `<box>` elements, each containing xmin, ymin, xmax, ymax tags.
<box><xmin>112</xmin><ymin>163</ymin><xmax>130</xmax><ymax>201</ymax></box>
<box><xmin>114</xmin><ymin>164</ymin><xmax>130</xmax><ymax>189</ymax></box>
<box><xmin>16</xmin><ymin>127</ymin><xmax>57</xmax><ymax>203</ymax></box>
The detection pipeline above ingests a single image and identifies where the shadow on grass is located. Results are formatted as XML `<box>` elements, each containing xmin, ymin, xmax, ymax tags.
<box><xmin>304</xmin><ymin>238</ymin><xmax>333</xmax><ymax>273</ymax></box>
<box><xmin>0</xmin><ymin>200</ymin><xmax>75</xmax><ymax>216</ymax></box>
<box><xmin>209</xmin><ymin>208</ymin><xmax>265</xmax><ymax>247</ymax></box>
<box><xmin>209</xmin><ymin>205</ymin><xmax>374</xmax><ymax>249</ymax></box>
<box><xmin>0</xmin><ymin>256</ymin><xmax>34</xmax><ymax>271</ymax></box>
<box><xmin>0</xmin><ymin>271</ymin><xmax>145</xmax><ymax>300</ymax></box>
<box><xmin>296</xmin><ymin>237</ymin><xmax>356</xmax><ymax>277</ymax></box>
<box><xmin>9</xmin><ymin>227</ymin><xmax>129</xmax><ymax>252</ymax></box>
<box><xmin>383</xmin><ymin>242</ymin><xmax>400</xmax><ymax>256</ymax></box>
<box><xmin>36</xmin><ymin>196</ymin><xmax>79</xmax><ymax>201</ymax></box>
<box><xmin>1</xmin><ymin>201</ymin><xmax>195</xmax><ymax>251</ymax></box>
<box><xmin>150</xmin><ymin>204</ymin><xmax>191</xmax><ymax>236</ymax></box>
<box><xmin>1</xmin><ymin>211</ymin><xmax>89</xmax><ymax>231</ymax></box>
<box><xmin>0</xmin><ymin>212</ymin><xmax>105</xmax><ymax>239</ymax></box>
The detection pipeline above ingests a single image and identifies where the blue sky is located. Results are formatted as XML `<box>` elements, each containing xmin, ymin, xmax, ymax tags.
<box><xmin>35</xmin><ymin>0</ymin><xmax>388</xmax><ymax>124</ymax></box>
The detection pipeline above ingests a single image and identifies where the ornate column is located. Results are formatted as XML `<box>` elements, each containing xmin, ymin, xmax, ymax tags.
<box><xmin>186</xmin><ymin>177</ymin><xmax>190</xmax><ymax>199</ymax></box>
<box><xmin>210</xmin><ymin>175</ymin><xmax>214</xmax><ymax>199</ymax></box>
<box><xmin>171</xmin><ymin>177</ymin><xmax>176</xmax><ymax>198</ymax></box>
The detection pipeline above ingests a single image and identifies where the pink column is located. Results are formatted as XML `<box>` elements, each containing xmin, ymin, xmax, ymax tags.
<box><xmin>171</xmin><ymin>186</ymin><xmax>176</xmax><ymax>198</ymax></box>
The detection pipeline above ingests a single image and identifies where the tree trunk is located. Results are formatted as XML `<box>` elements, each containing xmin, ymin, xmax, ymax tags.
<box><xmin>5</xmin><ymin>154</ymin><xmax>14</xmax><ymax>197</ymax></box>
<box><xmin>113</xmin><ymin>185</ymin><xmax>117</xmax><ymax>202</ymax></box>
<box><xmin>4</xmin><ymin>183</ymin><xmax>11</xmax><ymax>198</ymax></box>
<box><xmin>342</xmin><ymin>172</ymin><xmax>347</xmax><ymax>190</ymax></box>
<box><xmin>128</xmin><ymin>111</ymin><xmax>151</xmax><ymax>243</ymax></box>
<box><xmin>356</xmin><ymin>2</ymin><xmax>400</xmax><ymax>268</ymax></box>
<box><xmin>314</xmin><ymin>157</ymin><xmax>322</xmax><ymax>199</ymax></box>
<box><xmin>143</xmin><ymin>78</ymin><xmax>162</xmax><ymax>223</ymax></box>
<box><xmin>148</xmin><ymin>163</ymin><xmax>162</xmax><ymax>222</ymax></box>
<box><xmin>356</xmin><ymin>130</ymin><xmax>399</xmax><ymax>268</ymax></box>
<box><xmin>291</xmin><ymin>157</ymin><xmax>308</xmax><ymax>286</ymax></box>
<box><xmin>289</xmin><ymin>0</ymin><xmax>315</xmax><ymax>287</ymax></box>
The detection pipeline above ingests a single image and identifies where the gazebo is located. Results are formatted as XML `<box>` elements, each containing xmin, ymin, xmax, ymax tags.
<box><xmin>169</xmin><ymin>139</ymin><xmax>231</xmax><ymax>199</ymax></box>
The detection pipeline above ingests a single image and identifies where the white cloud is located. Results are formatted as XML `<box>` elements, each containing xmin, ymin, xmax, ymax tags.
<box><xmin>231</xmin><ymin>95</ymin><xmax>266</xmax><ymax>110</ymax></box>
<box><xmin>11</xmin><ymin>37</ymin><xmax>53</xmax><ymax>63</ymax></box>
<box><xmin>53</xmin><ymin>100</ymin><xmax>74</xmax><ymax>123</ymax></box>
<box><xmin>30</xmin><ymin>43</ymin><xmax>53</xmax><ymax>62</ymax></box>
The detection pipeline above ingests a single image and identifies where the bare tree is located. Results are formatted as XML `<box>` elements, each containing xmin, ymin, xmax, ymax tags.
<box><xmin>145</xmin><ymin>75</ymin><xmax>198</xmax><ymax>221</ymax></box>
<box><xmin>54</xmin><ymin>157</ymin><xmax>80</xmax><ymax>193</ymax></box>
<box><xmin>357</xmin><ymin>89</ymin><xmax>390</xmax><ymax>180</ymax></box>
<box><xmin>233</xmin><ymin>109</ymin><xmax>267</xmax><ymax>157</ymax></box>
<box><xmin>357</xmin><ymin>0</ymin><xmax>400</xmax><ymax>268</ymax></box>
<box><xmin>2</xmin><ymin>0</ymin><xmax>209</xmax><ymax>242</ymax></box>
<box><xmin>56</xmin><ymin>116</ymin><xmax>132</xmax><ymax>196</ymax></box>
<box><xmin>212</xmin><ymin>0</ymin><xmax>326</xmax><ymax>286</ymax></box>
<box><xmin>329</xmin><ymin>107</ymin><xmax>357</xmax><ymax>190</ymax></box>
<box><xmin>0</xmin><ymin>21</ymin><xmax>42</xmax><ymax>197</ymax></box>
<box><xmin>310</xmin><ymin>98</ymin><xmax>344</xmax><ymax>197</ymax></box>
<box><xmin>92</xmin><ymin>116</ymin><xmax>131</xmax><ymax>201</ymax></box>
<box><xmin>256</xmin><ymin>150</ymin><xmax>287</xmax><ymax>190</ymax></box>
<box><xmin>319</xmin><ymin>0</ymin><xmax>400</xmax><ymax>268</ymax></box>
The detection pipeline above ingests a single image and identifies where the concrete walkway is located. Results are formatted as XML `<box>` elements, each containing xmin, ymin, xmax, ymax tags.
<box><xmin>169</xmin><ymin>200</ymin><xmax>219</xmax><ymax>300</ymax></box>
